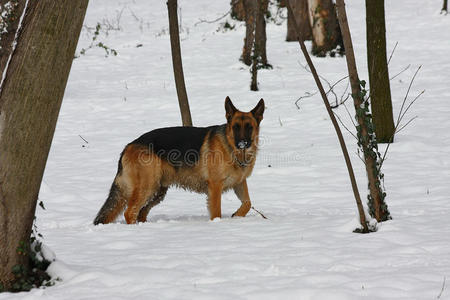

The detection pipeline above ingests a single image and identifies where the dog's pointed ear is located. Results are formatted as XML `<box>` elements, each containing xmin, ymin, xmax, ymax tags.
<box><xmin>225</xmin><ymin>96</ymin><xmax>237</xmax><ymax>122</ymax></box>
<box><xmin>251</xmin><ymin>98</ymin><xmax>265</xmax><ymax>124</ymax></box>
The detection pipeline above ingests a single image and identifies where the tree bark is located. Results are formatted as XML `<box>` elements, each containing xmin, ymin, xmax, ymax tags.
<box><xmin>250</xmin><ymin>0</ymin><xmax>265</xmax><ymax>91</ymax></box>
<box><xmin>336</xmin><ymin>0</ymin><xmax>390</xmax><ymax>222</ymax></box>
<box><xmin>255</xmin><ymin>0</ymin><xmax>268</xmax><ymax>65</ymax></box>
<box><xmin>0</xmin><ymin>0</ymin><xmax>88</xmax><ymax>291</ymax></box>
<box><xmin>250</xmin><ymin>51</ymin><xmax>258</xmax><ymax>91</ymax></box>
<box><xmin>0</xmin><ymin>0</ymin><xmax>27</xmax><ymax>75</ymax></box>
<box><xmin>286</xmin><ymin>0</ymin><xmax>369</xmax><ymax>233</ymax></box>
<box><xmin>443</xmin><ymin>0</ymin><xmax>448</xmax><ymax>12</ymax></box>
<box><xmin>167</xmin><ymin>0</ymin><xmax>193</xmax><ymax>126</ymax></box>
<box><xmin>231</xmin><ymin>0</ymin><xmax>245</xmax><ymax>21</ymax></box>
<box><xmin>366</xmin><ymin>0</ymin><xmax>395</xmax><ymax>143</ymax></box>
<box><xmin>286</xmin><ymin>0</ymin><xmax>311</xmax><ymax>42</ymax></box>
<box><xmin>242</xmin><ymin>0</ymin><xmax>257</xmax><ymax>66</ymax></box>
<box><xmin>308</xmin><ymin>0</ymin><xmax>343</xmax><ymax>56</ymax></box>
<box><xmin>242</xmin><ymin>0</ymin><xmax>268</xmax><ymax>66</ymax></box>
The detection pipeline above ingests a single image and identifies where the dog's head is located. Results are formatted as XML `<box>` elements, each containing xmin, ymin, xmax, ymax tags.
<box><xmin>224</xmin><ymin>96</ymin><xmax>264</xmax><ymax>152</ymax></box>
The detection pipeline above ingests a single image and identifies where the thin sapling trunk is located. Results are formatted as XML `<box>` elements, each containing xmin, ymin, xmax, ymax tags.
<box><xmin>336</xmin><ymin>0</ymin><xmax>391</xmax><ymax>222</ymax></box>
<box><xmin>167</xmin><ymin>0</ymin><xmax>193</xmax><ymax>126</ymax></box>
<box><xmin>286</xmin><ymin>0</ymin><xmax>370</xmax><ymax>233</ymax></box>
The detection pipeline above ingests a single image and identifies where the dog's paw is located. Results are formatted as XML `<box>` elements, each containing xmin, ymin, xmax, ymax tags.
<box><xmin>231</xmin><ymin>212</ymin><xmax>243</xmax><ymax>218</ymax></box>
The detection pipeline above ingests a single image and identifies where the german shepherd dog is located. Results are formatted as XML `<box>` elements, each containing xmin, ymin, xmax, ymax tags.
<box><xmin>93</xmin><ymin>97</ymin><xmax>264</xmax><ymax>224</ymax></box>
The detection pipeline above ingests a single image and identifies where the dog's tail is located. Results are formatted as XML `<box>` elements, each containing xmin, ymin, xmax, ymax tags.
<box><xmin>93</xmin><ymin>150</ymin><xmax>127</xmax><ymax>225</ymax></box>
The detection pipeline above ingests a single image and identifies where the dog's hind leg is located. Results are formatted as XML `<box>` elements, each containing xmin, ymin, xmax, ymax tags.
<box><xmin>137</xmin><ymin>186</ymin><xmax>169</xmax><ymax>223</ymax></box>
<box><xmin>232</xmin><ymin>179</ymin><xmax>251</xmax><ymax>217</ymax></box>
<box><xmin>121</xmin><ymin>146</ymin><xmax>163</xmax><ymax>224</ymax></box>
<box><xmin>124</xmin><ymin>185</ymin><xmax>157</xmax><ymax>224</ymax></box>
<box><xmin>124</xmin><ymin>174</ymin><xmax>162</xmax><ymax>224</ymax></box>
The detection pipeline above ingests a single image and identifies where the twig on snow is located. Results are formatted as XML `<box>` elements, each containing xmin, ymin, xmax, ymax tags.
<box><xmin>437</xmin><ymin>276</ymin><xmax>446</xmax><ymax>299</ymax></box>
<box><xmin>251</xmin><ymin>206</ymin><xmax>268</xmax><ymax>219</ymax></box>
<box><xmin>79</xmin><ymin>135</ymin><xmax>89</xmax><ymax>144</ymax></box>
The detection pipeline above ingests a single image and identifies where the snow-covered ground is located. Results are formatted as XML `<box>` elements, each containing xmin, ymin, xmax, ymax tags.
<box><xmin>3</xmin><ymin>0</ymin><xmax>450</xmax><ymax>299</ymax></box>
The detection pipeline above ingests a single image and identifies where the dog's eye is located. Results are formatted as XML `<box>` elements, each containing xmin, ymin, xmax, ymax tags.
<box><xmin>233</xmin><ymin>124</ymin><xmax>240</xmax><ymax>131</ymax></box>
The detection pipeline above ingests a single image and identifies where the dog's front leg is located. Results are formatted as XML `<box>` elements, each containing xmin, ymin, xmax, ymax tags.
<box><xmin>232</xmin><ymin>179</ymin><xmax>251</xmax><ymax>217</ymax></box>
<box><xmin>207</xmin><ymin>180</ymin><xmax>223</xmax><ymax>220</ymax></box>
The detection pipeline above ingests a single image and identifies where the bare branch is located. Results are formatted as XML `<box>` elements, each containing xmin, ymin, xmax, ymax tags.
<box><xmin>397</xmin><ymin>90</ymin><xmax>425</xmax><ymax>128</ymax></box>
<box><xmin>378</xmin><ymin>66</ymin><xmax>424</xmax><ymax>171</ymax></box>
<box><xmin>295</xmin><ymin>91</ymin><xmax>318</xmax><ymax>109</ymax></box>
<box><xmin>333</xmin><ymin>112</ymin><xmax>358</xmax><ymax>140</ymax></box>
<box><xmin>329</xmin><ymin>76</ymin><xmax>350</xmax><ymax>108</ymax></box>
<box><xmin>332</xmin><ymin>75</ymin><xmax>350</xmax><ymax>91</ymax></box>
<box><xmin>387</xmin><ymin>41</ymin><xmax>398</xmax><ymax>65</ymax></box>
<box><xmin>342</xmin><ymin>101</ymin><xmax>357</xmax><ymax>128</ymax></box>
<box><xmin>339</xmin><ymin>80</ymin><xmax>351</xmax><ymax>105</ymax></box>
<box><xmin>298</xmin><ymin>62</ymin><xmax>336</xmax><ymax>99</ymax></box>
<box><xmin>390</xmin><ymin>64</ymin><xmax>411</xmax><ymax>81</ymax></box>
<box><xmin>194</xmin><ymin>10</ymin><xmax>231</xmax><ymax>26</ymax></box>
<box><xmin>356</xmin><ymin>149</ymin><xmax>365</xmax><ymax>164</ymax></box>
<box><xmin>396</xmin><ymin>65</ymin><xmax>422</xmax><ymax>127</ymax></box>
<box><xmin>395</xmin><ymin>116</ymin><xmax>418</xmax><ymax>134</ymax></box>
<box><xmin>297</xmin><ymin>60</ymin><xmax>350</xmax><ymax>109</ymax></box>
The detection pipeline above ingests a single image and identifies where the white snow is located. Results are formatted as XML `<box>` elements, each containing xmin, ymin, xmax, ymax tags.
<box><xmin>2</xmin><ymin>0</ymin><xmax>450</xmax><ymax>299</ymax></box>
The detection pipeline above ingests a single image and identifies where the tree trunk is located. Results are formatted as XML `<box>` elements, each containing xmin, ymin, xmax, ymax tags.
<box><xmin>443</xmin><ymin>0</ymin><xmax>448</xmax><ymax>12</ymax></box>
<box><xmin>336</xmin><ymin>0</ymin><xmax>391</xmax><ymax>222</ymax></box>
<box><xmin>0</xmin><ymin>0</ymin><xmax>27</xmax><ymax>75</ymax></box>
<box><xmin>243</xmin><ymin>0</ymin><xmax>268</xmax><ymax>89</ymax></box>
<box><xmin>286</xmin><ymin>0</ymin><xmax>369</xmax><ymax>233</ymax></box>
<box><xmin>255</xmin><ymin>0</ymin><xmax>268</xmax><ymax>65</ymax></box>
<box><xmin>250</xmin><ymin>51</ymin><xmax>258</xmax><ymax>91</ymax></box>
<box><xmin>242</xmin><ymin>0</ymin><xmax>257</xmax><ymax>66</ymax></box>
<box><xmin>250</xmin><ymin>0</ymin><xmax>264</xmax><ymax>91</ymax></box>
<box><xmin>231</xmin><ymin>0</ymin><xmax>245</xmax><ymax>21</ymax></box>
<box><xmin>286</xmin><ymin>0</ymin><xmax>311</xmax><ymax>42</ymax></box>
<box><xmin>0</xmin><ymin>0</ymin><xmax>88</xmax><ymax>291</ymax></box>
<box><xmin>242</xmin><ymin>0</ymin><xmax>268</xmax><ymax>66</ymax></box>
<box><xmin>308</xmin><ymin>0</ymin><xmax>343</xmax><ymax>56</ymax></box>
<box><xmin>167</xmin><ymin>0</ymin><xmax>193</xmax><ymax>127</ymax></box>
<box><xmin>366</xmin><ymin>0</ymin><xmax>395</xmax><ymax>143</ymax></box>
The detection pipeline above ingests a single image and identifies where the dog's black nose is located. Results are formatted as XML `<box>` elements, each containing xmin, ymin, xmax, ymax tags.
<box><xmin>237</xmin><ymin>140</ymin><xmax>251</xmax><ymax>149</ymax></box>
